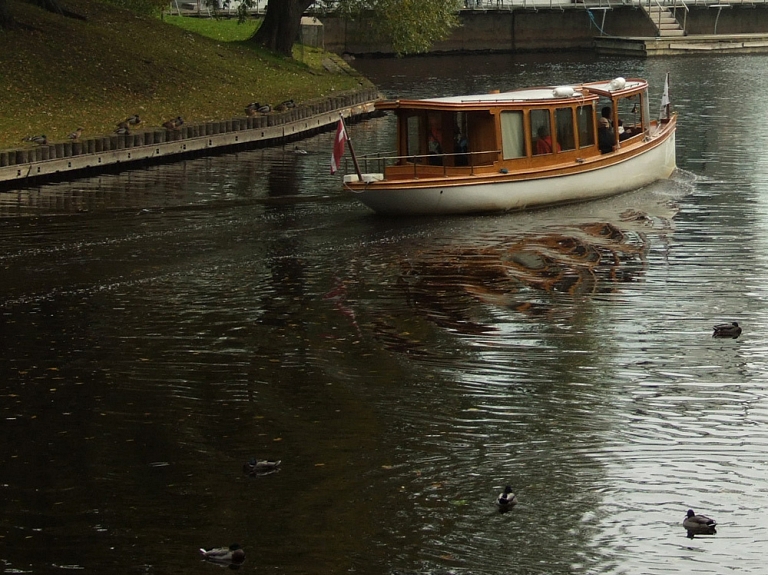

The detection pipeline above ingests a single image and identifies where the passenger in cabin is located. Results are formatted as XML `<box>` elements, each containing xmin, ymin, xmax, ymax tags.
<box><xmin>535</xmin><ymin>126</ymin><xmax>555</xmax><ymax>155</ymax></box>
<box><xmin>454</xmin><ymin>129</ymin><xmax>469</xmax><ymax>166</ymax></box>
<box><xmin>598</xmin><ymin>117</ymin><xmax>614</xmax><ymax>154</ymax></box>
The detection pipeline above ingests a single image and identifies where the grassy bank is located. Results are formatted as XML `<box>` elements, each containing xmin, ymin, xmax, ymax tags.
<box><xmin>0</xmin><ymin>0</ymin><xmax>372</xmax><ymax>151</ymax></box>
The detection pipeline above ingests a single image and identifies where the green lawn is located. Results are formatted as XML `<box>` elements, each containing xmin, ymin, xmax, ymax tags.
<box><xmin>0</xmin><ymin>0</ymin><xmax>372</xmax><ymax>151</ymax></box>
<box><xmin>164</xmin><ymin>14</ymin><xmax>259</xmax><ymax>42</ymax></box>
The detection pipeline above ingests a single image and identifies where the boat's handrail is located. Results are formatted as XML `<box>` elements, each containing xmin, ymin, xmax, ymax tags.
<box><xmin>351</xmin><ymin>149</ymin><xmax>502</xmax><ymax>177</ymax></box>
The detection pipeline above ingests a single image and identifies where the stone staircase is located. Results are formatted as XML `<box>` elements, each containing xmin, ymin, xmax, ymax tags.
<box><xmin>642</xmin><ymin>4</ymin><xmax>686</xmax><ymax>37</ymax></box>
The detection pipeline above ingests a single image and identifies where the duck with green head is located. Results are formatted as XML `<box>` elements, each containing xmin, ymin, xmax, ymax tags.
<box><xmin>496</xmin><ymin>485</ymin><xmax>517</xmax><ymax>511</ymax></box>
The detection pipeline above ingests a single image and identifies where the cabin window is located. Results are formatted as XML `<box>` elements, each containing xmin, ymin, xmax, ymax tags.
<box><xmin>406</xmin><ymin>114</ymin><xmax>421</xmax><ymax>160</ymax></box>
<box><xmin>452</xmin><ymin>112</ymin><xmax>470</xmax><ymax>166</ymax></box>
<box><xmin>555</xmin><ymin>108</ymin><xmax>576</xmax><ymax>152</ymax></box>
<box><xmin>616</xmin><ymin>94</ymin><xmax>643</xmax><ymax>139</ymax></box>
<box><xmin>530</xmin><ymin>109</ymin><xmax>553</xmax><ymax>156</ymax></box>
<box><xmin>500</xmin><ymin>111</ymin><xmax>525</xmax><ymax>160</ymax></box>
<box><xmin>577</xmin><ymin>105</ymin><xmax>595</xmax><ymax>148</ymax></box>
<box><xmin>427</xmin><ymin>112</ymin><xmax>444</xmax><ymax>165</ymax></box>
<box><xmin>598</xmin><ymin>94</ymin><xmax>646</xmax><ymax>144</ymax></box>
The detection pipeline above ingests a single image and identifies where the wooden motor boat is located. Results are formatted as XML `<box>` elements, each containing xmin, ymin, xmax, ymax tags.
<box><xmin>343</xmin><ymin>77</ymin><xmax>676</xmax><ymax>216</ymax></box>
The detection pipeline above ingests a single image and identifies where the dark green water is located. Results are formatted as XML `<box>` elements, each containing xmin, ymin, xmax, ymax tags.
<box><xmin>2</xmin><ymin>52</ymin><xmax>768</xmax><ymax>574</ymax></box>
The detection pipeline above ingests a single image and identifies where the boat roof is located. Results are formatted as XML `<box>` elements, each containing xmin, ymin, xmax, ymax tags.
<box><xmin>376</xmin><ymin>78</ymin><xmax>648</xmax><ymax>110</ymax></box>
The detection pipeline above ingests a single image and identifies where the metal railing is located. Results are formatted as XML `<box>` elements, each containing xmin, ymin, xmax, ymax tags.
<box><xmin>345</xmin><ymin>149</ymin><xmax>503</xmax><ymax>179</ymax></box>
<box><xmin>169</xmin><ymin>0</ymin><xmax>767</xmax><ymax>18</ymax></box>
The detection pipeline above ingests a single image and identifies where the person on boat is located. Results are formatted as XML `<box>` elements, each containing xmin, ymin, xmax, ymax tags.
<box><xmin>598</xmin><ymin>117</ymin><xmax>615</xmax><ymax>154</ymax></box>
<box><xmin>535</xmin><ymin>126</ymin><xmax>557</xmax><ymax>155</ymax></box>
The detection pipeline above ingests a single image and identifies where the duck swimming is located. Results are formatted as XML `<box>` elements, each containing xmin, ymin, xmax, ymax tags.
<box><xmin>713</xmin><ymin>322</ymin><xmax>741</xmax><ymax>338</ymax></box>
<box><xmin>496</xmin><ymin>485</ymin><xmax>517</xmax><ymax>510</ymax></box>
<box><xmin>683</xmin><ymin>509</ymin><xmax>717</xmax><ymax>534</ymax></box>
<box><xmin>243</xmin><ymin>458</ymin><xmax>281</xmax><ymax>476</ymax></box>
<box><xmin>200</xmin><ymin>543</ymin><xmax>246</xmax><ymax>565</ymax></box>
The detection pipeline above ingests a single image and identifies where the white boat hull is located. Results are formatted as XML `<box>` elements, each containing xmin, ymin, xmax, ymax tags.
<box><xmin>349</xmin><ymin>132</ymin><xmax>676</xmax><ymax>216</ymax></box>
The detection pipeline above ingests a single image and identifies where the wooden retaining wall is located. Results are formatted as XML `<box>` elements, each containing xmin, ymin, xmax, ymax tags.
<box><xmin>0</xmin><ymin>88</ymin><xmax>381</xmax><ymax>190</ymax></box>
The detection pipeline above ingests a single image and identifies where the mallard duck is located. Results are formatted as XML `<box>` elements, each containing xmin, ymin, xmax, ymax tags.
<box><xmin>713</xmin><ymin>322</ymin><xmax>741</xmax><ymax>338</ymax></box>
<box><xmin>274</xmin><ymin>99</ymin><xmax>295</xmax><ymax>112</ymax></box>
<box><xmin>243</xmin><ymin>458</ymin><xmax>281</xmax><ymax>476</ymax></box>
<box><xmin>67</xmin><ymin>128</ymin><xmax>83</xmax><ymax>140</ymax></box>
<box><xmin>200</xmin><ymin>543</ymin><xmax>246</xmax><ymax>565</ymax></box>
<box><xmin>115</xmin><ymin>126</ymin><xmax>130</xmax><ymax>135</ymax></box>
<box><xmin>245</xmin><ymin>102</ymin><xmax>260</xmax><ymax>116</ymax></box>
<box><xmin>293</xmin><ymin>146</ymin><xmax>308</xmax><ymax>155</ymax></box>
<box><xmin>683</xmin><ymin>509</ymin><xmax>717</xmax><ymax>534</ymax></box>
<box><xmin>125</xmin><ymin>114</ymin><xmax>141</xmax><ymax>126</ymax></box>
<box><xmin>257</xmin><ymin>104</ymin><xmax>271</xmax><ymax>114</ymax></box>
<box><xmin>23</xmin><ymin>135</ymin><xmax>47</xmax><ymax>145</ymax></box>
<box><xmin>163</xmin><ymin>116</ymin><xmax>184</xmax><ymax>130</ymax></box>
<box><xmin>496</xmin><ymin>485</ymin><xmax>517</xmax><ymax>509</ymax></box>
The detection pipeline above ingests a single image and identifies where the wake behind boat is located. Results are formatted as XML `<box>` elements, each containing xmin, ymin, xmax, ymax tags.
<box><xmin>341</xmin><ymin>76</ymin><xmax>676</xmax><ymax>216</ymax></box>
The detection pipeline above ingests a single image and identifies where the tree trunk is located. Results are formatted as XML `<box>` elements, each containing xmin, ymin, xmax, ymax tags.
<box><xmin>250</xmin><ymin>0</ymin><xmax>314</xmax><ymax>57</ymax></box>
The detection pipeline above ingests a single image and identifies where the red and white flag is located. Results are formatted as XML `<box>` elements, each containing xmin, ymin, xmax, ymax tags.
<box><xmin>330</xmin><ymin>118</ymin><xmax>348</xmax><ymax>175</ymax></box>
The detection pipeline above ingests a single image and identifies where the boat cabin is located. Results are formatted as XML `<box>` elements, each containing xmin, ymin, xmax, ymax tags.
<box><xmin>371</xmin><ymin>78</ymin><xmax>652</xmax><ymax>179</ymax></box>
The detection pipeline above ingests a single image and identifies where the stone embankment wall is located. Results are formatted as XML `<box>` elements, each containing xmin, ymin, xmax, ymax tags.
<box><xmin>0</xmin><ymin>88</ymin><xmax>380</xmax><ymax>189</ymax></box>
<box><xmin>322</xmin><ymin>5</ymin><xmax>768</xmax><ymax>55</ymax></box>
<box><xmin>685</xmin><ymin>5</ymin><xmax>768</xmax><ymax>35</ymax></box>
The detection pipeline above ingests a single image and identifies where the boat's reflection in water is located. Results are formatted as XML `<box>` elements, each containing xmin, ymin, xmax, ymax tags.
<box><xmin>392</xmin><ymin>192</ymin><xmax>680</xmax><ymax>338</ymax></box>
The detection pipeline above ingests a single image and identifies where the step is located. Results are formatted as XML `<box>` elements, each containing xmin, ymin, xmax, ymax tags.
<box><xmin>658</xmin><ymin>29</ymin><xmax>686</xmax><ymax>36</ymax></box>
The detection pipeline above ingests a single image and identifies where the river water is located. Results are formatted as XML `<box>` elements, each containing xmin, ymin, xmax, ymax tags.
<box><xmin>2</xmin><ymin>52</ymin><xmax>768</xmax><ymax>574</ymax></box>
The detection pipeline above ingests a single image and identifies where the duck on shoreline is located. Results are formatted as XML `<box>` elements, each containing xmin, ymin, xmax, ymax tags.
<box><xmin>23</xmin><ymin>135</ymin><xmax>47</xmax><ymax>145</ymax></box>
<box><xmin>163</xmin><ymin>116</ymin><xmax>184</xmax><ymax>130</ymax></box>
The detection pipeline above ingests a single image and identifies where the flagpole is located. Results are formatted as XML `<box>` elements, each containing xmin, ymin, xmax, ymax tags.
<box><xmin>339</xmin><ymin>114</ymin><xmax>364</xmax><ymax>181</ymax></box>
